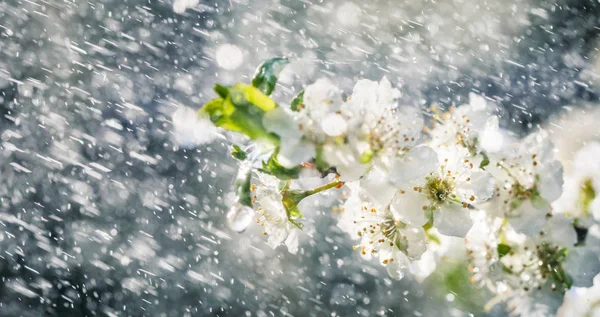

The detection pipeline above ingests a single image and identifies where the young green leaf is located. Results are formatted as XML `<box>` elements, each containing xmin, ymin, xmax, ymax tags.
<box><xmin>231</xmin><ymin>145</ymin><xmax>247</xmax><ymax>160</ymax></box>
<box><xmin>251</xmin><ymin>57</ymin><xmax>289</xmax><ymax>96</ymax></box>
<box><xmin>259</xmin><ymin>153</ymin><xmax>301</xmax><ymax>180</ymax></box>
<box><xmin>290</xmin><ymin>90</ymin><xmax>305</xmax><ymax>111</ymax></box>
<box><xmin>497</xmin><ymin>243</ymin><xmax>512</xmax><ymax>258</ymax></box>
<box><xmin>479</xmin><ymin>151</ymin><xmax>490</xmax><ymax>169</ymax></box>
<box><xmin>198</xmin><ymin>85</ymin><xmax>280</xmax><ymax>145</ymax></box>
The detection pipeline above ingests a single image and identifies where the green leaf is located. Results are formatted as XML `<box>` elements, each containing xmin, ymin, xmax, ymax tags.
<box><xmin>214</xmin><ymin>84</ymin><xmax>230</xmax><ymax>99</ymax></box>
<box><xmin>234</xmin><ymin>170</ymin><xmax>252</xmax><ymax>207</ymax></box>
<box><xmin>259</xmin><ymin>152</ymin><xmax>301</xmax><ymax>180</ymax></box>
<box><xmin>230</xmin><ymin>83</ymin><xmax>278</xmax><ymax>112</ymax></box>
<box><xmin>199</xmin><ymin>85</ymin><xmax>279</xmax><ymax>144</ymax></box>
<box><xmin>314</xmin><ymin>145</ymin><xmax>331</xmax><ymax>174</ymax></box>
<box><xmin>231</xmin><ymin>145</ymin><xmax>247</xmax><ymax>160</ymax></box>
<box><xmin>479</xmin><ymin>151</ymin><xmax>490</xmax><ymax>169</ymax></box>
<box><xmin>290</xmin><ymin>90</ymin><xmax>305</xmax><ymax>111</ymax></box>
<box><xmin>497</xmin><ymin>243</ymin><xmax>512</xmax><ymax>258</ymax></box>
<box><xmin>252</xmin><ymin>57</ymin><xmax>289</xmax><ymax>96</ymax></box>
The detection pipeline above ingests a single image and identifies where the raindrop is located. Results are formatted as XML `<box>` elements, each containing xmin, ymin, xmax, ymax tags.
<box><xmin>226</xmin><ymin>203</ymin><xmax>254</xmax><ymax>233</ymax></box>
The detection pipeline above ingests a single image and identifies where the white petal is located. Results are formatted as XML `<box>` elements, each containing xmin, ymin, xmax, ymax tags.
<box><xmin>390</xmin><ymin>191</ymin><xmax>430</xmax><ymax>227</ymax></box>
<box><xmin>389</xmin><ymin>146</ymin><xmax>438</xmax><ymax>187</ymax></box>
<box><xmin>592</xmin><ymin>197</ymin><xmax>600</xmax><ymax>222</ymax></box>
<box><xmin>284</xmin><ymin>229</ymin><xmax>299</xmax><ymax>254</ymax></box>
<box><xmin>455</xmin><ymin>170</ymin><xmax>495</xmax><ymax>203</ymax></box>
<box><xmin>543</xmin><ymin>216</ymin><xmax>577</xmax><ymax>247</ymax></box>
<box><xmin>262</xmin><ymin>107</ymin><xmax>301</xmax><ymax>140</ymax></box>
<box><xmin>564</xmin><ymin>247</ymin><xmax>600</xmax><ymax>287</ymax></box>
<box><xmin>265</xmin><ymin>225</ymin><xmax>288</xmax><ymax>249</ymax></box>
<box><xmin>321</xmin><ymin>113</ymin><xmax>348</xmax><ymax>137</ymax></box>
<box><xmin>360</xmin><ymin>167</ymin><xmax>397</xmax><ymax>207</ymax></box>
<box><xmin>322</xmin><ymin>143</ymin><xmax>366</xmax><ymax>181</ymax></box>
<box><xmin>507</xmin><ymin>200</ymin><xmax>548</xmax><ymax>237</ymax></box>
<box><xmin>385</xmin><ymin>250</ymin><xmax>409</xmax><ymax>280</ymax></box>
<box><xmin>433</xmin><ymin>203</ymin><xmax>473</xmax><ymax>237</ymax></box>
<box><xmin>304</xmin><ymin>78</ymin><xmax>343</xmax><ymax>115</ymax></box>
<box><xmin>403</xmin><ymin>226</ymin><xmax>427</xmax><ymax>259</ymax></box>
<box><xmin>538</xmin><ymin>160</ymin><xmax>564</xmax><ymax>203</ymax></box>
<box><xmin>277</xmin><ymin>140</ymin><xmax>315</xmax><ymax>168</ymax></box>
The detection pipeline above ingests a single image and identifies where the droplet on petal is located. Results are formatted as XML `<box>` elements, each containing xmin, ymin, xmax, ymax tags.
<box><xmin>226</xmin><ymin>203</ymin><xmax>254</xmax><ymax>233</ymax></box>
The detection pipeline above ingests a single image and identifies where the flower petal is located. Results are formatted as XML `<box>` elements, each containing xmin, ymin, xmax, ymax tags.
<box><xmin>262</xmin><ymin>107</ymin><xmax>301</xmax><ymax>140</ymax></box>
<box><xmin>322</xmin><ymin>143</ymin><xmax>366</xmax><ymax>181</ymax></box>
<box><xmin>455</xmin><ymin>170</ymin><xmax>495</xmax><ymax>203</ymax></box>
<box><xmin>389</xmin><ymin>146</ymin><xmax>438</xmax><ymax>187</ymax></box>
<box><xmin>321</xmin><ymin>113</ymin><xmax>348</xmax><ymax>137</ymax></box>
<box><xmin>564</xmin><ymin>247</ymin><xmax>600</xmax><ymax>287</ymax></box>
<box><xmin>543</xmin><ymin>216</ymin><xmax>577</xmax><ymax>247</ymax></box>
<box><xmin>390</xmin><ymin>190</ymin><xmax>430</xmax><ymax>227</ymax></box>
<box><xmin>507</xmin><ymin>200</ymin><xmax>548</xmax><ymax>237</ymax></box>
<box><xmin>434</xmin><ymin>203</ymin><xmax>473</xmax><ymax>237</ymax></box>
<box><xmin>538</xmin><ymin>160</ymin><xmax>564</xmax><ymax>203</ymax></box>
<box><xmin>360</xmin><ymin>167</ymin><xmax>397</xmax><ymax>207</ymax></box>
<box><xmin>284</xmin><ymin>229</ymin><xmax>300</xmax><ymax>254</ymax></box>
<box><xmin>277</xmin><ymin>140</ymin><xmax>315</xmax><ymax>168</ymax></box>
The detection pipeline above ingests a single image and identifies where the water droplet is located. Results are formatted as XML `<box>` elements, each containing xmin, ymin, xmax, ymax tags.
<box><xmin>216</xmin><ymin>44</ymin><xmax>243</xmax><ymax>70</ymax></box>
<box><xmin>227</xmin><ymin>203</ymin><xmax>254</xmax><ymax>233</ymax></box>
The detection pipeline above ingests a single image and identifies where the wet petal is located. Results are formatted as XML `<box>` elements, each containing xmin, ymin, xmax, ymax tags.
<box><xmin>564</xmin><ymin>247</ymin><xmax>600</xmax><ymax>287</ymax></box>
<box><xmin>322</xmin><ymin>143</ymin><xmax>366</xmax><ymax>181</ymax></box>
<box><xmin>284</xmin><ymin>229</ymin><xmax>299</xmax><ymax>254</ymax></box>
<box><xmin>389</xmin><ymin>146</ymin><xmax>438</xmax><ymax>187</ymax></box>
<box><xmin>543</xmin><ymin>216</ymin><xmax>577</xmax><ymax>247</ymax></box>
<box><xmin>538</xmin><ymin>160</ymin><xmax>563</xmax><ymax>203</ymax></box>
<box><xmin>277</xmin><ymin>140</ymin><xmax>315</xmax><ymax>168</ymax></box>
<box><xmin>434</xmin><ymin>203</ymin><xmax>473</xmax><ymax>237</ymax></box>
<box><xmin>262</xmin><ymin>107</ymin><xmax>301</xmax><ymax>140</ymax></box>
<box><xmin>455</xmin><ymin>170</ymin><xmax>495</xmax><ymax>203</ymax></box>
<box><xmin>321</xmin><ymin>113</ymin><xmax>348</xmax><ymax>137</ymax></box>
<box><xmin>390</xmin><ymin>190</ymin><xmax>430</xmax><ymax>227</ymax></box>
<box><xmin>507</xmin><ymin>200</ymin><xmax>548</xmax><ymax>237</ymax></box>
<box><xmin>360</xmin><ymin>167</ymin><xmax>397</xmax><ymax>207</ymax></box>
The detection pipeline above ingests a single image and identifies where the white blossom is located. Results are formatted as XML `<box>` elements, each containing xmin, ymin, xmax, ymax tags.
<box><xmin>487</xmin><ymin>130</ymin><xmax>564</xmax><ymax>236</ymax></box>
<box><xmin>390</xmin><ymin>146</ymin><xmax>494</xmax><ymax>237</ymax></box>
<box><xmin>553</xmin><ymin>142</ymin><xmax>600</xmax><ymax>226</ymax></box>
<box><xmin>253</xmin><ymin>173</ymin><xmax>300</xmax><ymax>254</ymax></box>
<box><xmin>338</xmin><ymin>182</ymin><xmax>427</xmax><ymax>279</ymax></box>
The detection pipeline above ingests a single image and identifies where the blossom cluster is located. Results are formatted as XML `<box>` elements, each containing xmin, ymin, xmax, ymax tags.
<box><xmin>173</xmin><ymin>58</ymin><xmax>600</xmax><ymax>315</ymax></box>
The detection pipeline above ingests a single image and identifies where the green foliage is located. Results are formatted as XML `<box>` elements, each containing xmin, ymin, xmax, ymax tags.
<box><xmin>424</xmin><ymin>261</ymin><xmax>489</xmax><ymax>314</ymax></box>
<box><xmin>281</xmin><ymin>189</ymin><xmax>306</xmax><ymax>229</ymax></box>
<box><xmin>259</xmin><ymin>152</ymin><xmax>302</xmax><ymax>180</ymax></box>
<box><xmin>497</xmin><ymin>243</ymin><xmax>511</xmax><ymax>258</ymax></box>
<box><xmin>479</xmin><ymin>151</ymin><xmax>490</xmax><ymax>169</ymax></box>
<box><xmin>231</xmin><ymin>145</ymin><xmax>247</xmax><ymax>160</ymax></box>
<box><xmin>235</xmin><ymin>171</ymin><xmax>253</xmax><ymax>207</ymax></box>
<box><xmin>252</xmin><ymin>57</ymin><xmax>289</xmax><ymax>96</ymax></box>
<box><xmin>314</xmin><ymin>145</ymin><xmax>331</xmax><ymax>173</ymax></box>
<box><xmin>199</xmin><ymin>84</ymin><xmax>280</xmax><ymax>144</ymax></box>
<box><xmin>290</xmin><ymin>90</ymin><xmax>305</xmax><ymax>111</ymax></box>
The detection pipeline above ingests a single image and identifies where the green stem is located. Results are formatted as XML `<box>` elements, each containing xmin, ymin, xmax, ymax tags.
<box><xmin>280</xmin><ymin>179</ymin><xmax>344</xmax><ymax>229</ymax></box>
<box><xmin>303</xmin><ymin>179</ymin><xmax>344</xmax><ymax>197</ymax></box>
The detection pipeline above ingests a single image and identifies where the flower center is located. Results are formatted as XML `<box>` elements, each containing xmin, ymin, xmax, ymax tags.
<box><xmin>579</xmin><ymin>178</ymin><xmax>596</xmax><ymax>216</ymax></box>
<box><xmin>380</xmin><ymin>213</ymin><xmax>408</xmax><ymax>251</ymax></box>
<box><xmin>425</xmin><ymin>176</ymin><xmax>455</xmax><ymax>204</ymax></box>
<box><xmin>535</xmin><ymin>243</ymin><xmax>571</xmax><ymax>289</ymax></box>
